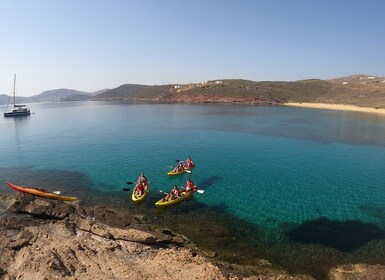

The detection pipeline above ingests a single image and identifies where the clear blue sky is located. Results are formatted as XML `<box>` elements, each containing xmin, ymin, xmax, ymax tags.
<box><xmin>1</xmin><ymin>0</ymin><xmax>384</xmax><ymax>96</ymax></box>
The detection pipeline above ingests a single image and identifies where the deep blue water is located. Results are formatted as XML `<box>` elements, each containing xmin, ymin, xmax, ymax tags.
<box><xmin>2</xmin><ymin>101</ymin><xmax>385</xmax><ymax>277</ymax></box>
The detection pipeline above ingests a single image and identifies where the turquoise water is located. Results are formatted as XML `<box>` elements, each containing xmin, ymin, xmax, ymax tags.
<box><xmin>1</xmin><ymin>102</ymin><xmax>385</xmax><ymax>277</ymax></box>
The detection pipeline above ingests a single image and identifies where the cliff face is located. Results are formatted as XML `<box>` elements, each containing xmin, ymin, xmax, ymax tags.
<box><xmin>91</xmin><ymin>75</ymin><xmax>385</xmax><ymax>108</ymax></box>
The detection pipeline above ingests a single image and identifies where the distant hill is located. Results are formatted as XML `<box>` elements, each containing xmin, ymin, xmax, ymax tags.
<box><xmin>0</xmin><ymin>88</ymin><xmax>99</xmax><ymax>105</ymax></box>
<box><xmin>90</xmin><ymin>75</ymin><xmax>385</xmax><ymax>108</ymax></box>
<box><xmin>92</xmin><ymin>75</ymin><xmax>385</xmax><ymax>108</ymax></box>
<box><xmin>27</xmin><ymin>89</ymin><xmax>89</xmax><ymax>102</ymax></box>
<box><xmin>89</xmin><ymin>89</ymin><xmax>110</xmax><ymax>96</ymax></box>
<box><xmin>92</xmin><ymin>84</ymin><xmax>149</xmax><ymax>100</ymax></box>
<box><xmin>0</xmin><ymin>93</ymin><xmax>30</xmax><ymax>105</ymax></box>
<box><xmin>1</xmin><ymin>75</ymin><xmax>384</xmax><ymax>107</ymax></box>
<box><xmin>62</xmin><ymin>94</ymin><xmax>91</xmax><ymax>102</ymax></box>
<box><xmin>0</xmin><ymin>94</ymin><xmax>10</xmax><ymax>105</ymax></box>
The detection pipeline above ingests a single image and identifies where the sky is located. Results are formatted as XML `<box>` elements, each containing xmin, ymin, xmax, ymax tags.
<box><xmin>0</xmin><ymin>0</ymin><xmax>385</xmax><ymax>96</ymax></box>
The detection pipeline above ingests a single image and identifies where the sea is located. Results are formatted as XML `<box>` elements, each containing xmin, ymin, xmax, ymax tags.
<box><xmin>1</xmin><ymin>101</ymin><xmax>385</xmax><ymax>278</ymax></box>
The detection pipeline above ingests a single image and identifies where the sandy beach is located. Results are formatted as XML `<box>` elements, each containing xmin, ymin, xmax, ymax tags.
<box><xmin>285</xmin><ymin>103</ymin><xmax>385</xmax><ymax>115</ymax></box>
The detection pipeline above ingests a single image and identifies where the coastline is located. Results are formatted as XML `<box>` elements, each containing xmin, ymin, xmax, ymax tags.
<box><xmin>2</xmin><ymin>192</ymin><xmax>385</xmax><ymax>279</ymax></box>
<box><xmin>284</xmin><ymin>102</ymin><xmax>385</xmax><ymax>115</ymax></box>
<box><xmin>0</xmin><ymin>194</ymin><xmax>240</xmax><ymax>280</ymax></box>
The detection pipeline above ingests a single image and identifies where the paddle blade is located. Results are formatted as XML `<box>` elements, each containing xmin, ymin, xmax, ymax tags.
<box><xmin>53</xmin><ymin>191</ymin><xmax>61</xmax><ymax>195</ymax></box>
<box><xmin>122</xmin><ymin>188</ymin><xmax>131</xmax><ymax>191</ymax></box>
<box><xmin>185</xmin><ymin>170</ymin><xmax>192</xmax><ymax>173</ymax></box>
<box><xmin>126</xmin><ymin>182</ymin><xmax>134</xmax><ymax>185</ymax></box>
<box><xmin>196</xmin><ymin>190</ymin><xmax>204</xmax><ymax>194</ymax></box>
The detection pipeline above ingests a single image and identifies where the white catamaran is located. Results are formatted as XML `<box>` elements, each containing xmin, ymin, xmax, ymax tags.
<box><xmin>3</xmin><ymin>74</ymin><xmax>31</xmax><ymax>117</ymax></box>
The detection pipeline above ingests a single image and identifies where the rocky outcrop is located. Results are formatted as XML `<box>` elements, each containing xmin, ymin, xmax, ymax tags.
<box><xmin>329</xmin><ymin>264</ymin><xmax>385</xmax><ymax>280</ymax></box>
<box><xmin>7</xmin><ymin>193</ymin><xmax>75</xmax><ymax>219</ymax></box>
<box><xmin>0</xmin><ymin>193</ymin><xmax>238</xmax><ymax>279</ymax></box>
<box><xmin>2</xmin><ymin>193</ymin><xmax>384</xmax><ymax>279</ymax></box>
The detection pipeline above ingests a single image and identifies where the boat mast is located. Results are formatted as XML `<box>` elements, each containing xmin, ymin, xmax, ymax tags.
<box><xmin>13</xmin><ymin>74</ymin><xmax>16</xmax><ymax>108</ymax></box>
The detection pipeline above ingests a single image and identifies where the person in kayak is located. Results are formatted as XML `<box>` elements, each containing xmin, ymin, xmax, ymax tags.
<box><xmin>165</xmin><ymin>185</ymin><xmax>181</xmax><ymax>201</ymax></box>
<box><xmin>134</xmin><ymin>172</ymin><xmax>148</xmax><ymax>197</ymax></box>
<box><xmin>183</xmin><ymin>178</ymin><xmax>195</xmax><ymax>192</ymax></box>
<box><xmin>134</xmin><ymin>181</ymin><xmax>145</xmax><ymax>198</ymax></box>
<box><xmin>173</xmin><ymin>162</ymin><xmax>184</xmax><ymax>172</ymax></box>
<box><xmin>137</xmin><ymin>172</ymin><xmax>148</xmax><ymax>184</ymax></box>
<box><xmin>184</xmin><ymin>156</ymin><xmax>194</xmax><ymax>169</ymax></box>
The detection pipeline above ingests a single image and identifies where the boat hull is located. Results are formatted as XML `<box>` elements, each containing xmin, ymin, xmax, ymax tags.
<box><xmin>6</xmin><ymin>181</ymin><xmax>78</xmax><ymax>201</ymax></box>
<box><xmin>4</xmin><ymin>111</ymin><xmax>30</xmax><ymax>117</ymax></box>
<box><xmin>167</xmin><ymin>169</ymin><xmax>185</xmax><ymax>176</ymax></box>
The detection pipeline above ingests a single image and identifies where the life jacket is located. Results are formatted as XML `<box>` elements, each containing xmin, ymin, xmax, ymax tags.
<box><xmin>186</xmin><ymin>181</ymin><xmax>194</xmax><ymax>190</ymax></box>
<box><xmin>136</xmin><ymin>183</ymin><xmax>144</xmax><ymax>191</ymax></box>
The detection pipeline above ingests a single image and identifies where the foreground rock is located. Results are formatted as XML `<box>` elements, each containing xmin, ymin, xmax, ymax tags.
<box><xmin>0</xmin><ymin>193</ymin><xmax>236</xmax><ymax>279</ymax></box>
<box><xmin>329</xmin><ymin>264</ymin><xmax>385</xmax><ymax>280</ymax></box>
<box><xmin>1</xmin><ymin>193</ymin><xmax>384</xmax><ymax>280</ymax></box>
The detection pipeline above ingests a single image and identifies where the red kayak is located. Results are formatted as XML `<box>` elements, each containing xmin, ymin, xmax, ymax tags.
<box><xmin>6</xmin><ymin>181</ymin><xmax>78</xmax><ymax>201</ymax></box>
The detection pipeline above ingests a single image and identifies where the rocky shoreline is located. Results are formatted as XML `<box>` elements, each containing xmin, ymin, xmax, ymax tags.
<box><xmin>1</xmin><ymin>193</ymin><xmax>385</xmax><ymax>280</ymax></box>
<box><xmin>0</xmin><ymin>193</ymin><xmax>297</xmax><ymax>280</ymax></box>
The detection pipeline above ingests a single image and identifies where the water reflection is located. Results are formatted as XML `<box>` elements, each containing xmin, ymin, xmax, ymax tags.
<box><xmin>7</xmin><ymin>115</ymin><xmax>31</xmax><ymax>151</ymax></box>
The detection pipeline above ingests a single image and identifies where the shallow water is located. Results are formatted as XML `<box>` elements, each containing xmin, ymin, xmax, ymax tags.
<box><xmin>1</xmin><ymin>102</ymin><xmax>385</xmax><ymax>278</ymax></box>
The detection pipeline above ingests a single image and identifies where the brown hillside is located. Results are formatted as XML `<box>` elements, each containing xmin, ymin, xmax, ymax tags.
<box><xmin>92</xmin><ymin>75</ymin><xmax>385</xmax><ymax>108</ymax></box>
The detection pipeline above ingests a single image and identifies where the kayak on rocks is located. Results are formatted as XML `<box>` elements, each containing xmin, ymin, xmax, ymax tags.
<box><xmin>6</xmin><ymin>181</ymin><xmax>79</xmax><ymax>201</ymax></box>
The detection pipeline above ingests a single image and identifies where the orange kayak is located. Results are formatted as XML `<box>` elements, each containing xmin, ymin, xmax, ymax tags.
<box><xmin>6</xmin><ymin>181</ymin><xmax>78</xmax><ymax>201</ymax></box>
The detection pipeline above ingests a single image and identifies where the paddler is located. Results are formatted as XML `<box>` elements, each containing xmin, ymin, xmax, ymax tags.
<box><xmin>165</xmin><ymin>185</ymin><xmax>181</xmax><ymax>201</ymax></box>
<box><xmin>135</xmin><ymin>173</ymin><xmax>148</xmax><ymax>197</ymax></box>
<box><xmin>183</xmin><ymin>178</ymin><xmax>195</xmax><ymax>192</ymax></box>
<box><xmin>184</xmin><ymin>156</ymin><xmax>194</xmax><ymax>168</ymax></box>
<box><xmin>137</xmin><ymin>172</ymin><xmax>148</xmax><ymax>184</ymax></box>
<box><xmin>134</xmin><ymin>181</ymin><xmax>145</xmax><ymax>197</ymax></box>
<box><xmin>173</xmin><ymin>162</ymin><xmax>184</xmax><ymax>172</ymax></box>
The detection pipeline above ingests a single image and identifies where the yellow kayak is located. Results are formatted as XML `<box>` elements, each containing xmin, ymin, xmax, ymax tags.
<box><xmin>167</xmin><ymin>169</ymin><xmax>186</xmax><ymax>176</ymax></box>
<box><xmin>132</xmin><ymin>182</ymin><xmax>149</xmax><ymax>202</ymax></box>
<box><xmin>6</xmin><ymin>181</ymin><xmax>78</xmax><ymax>201</ymax></box>
<box><xmin>155</xmin><ymin>189</ymin><xmax>196</xmax><ymax>207</ymax></box>
<box><xmin>167</xmin><ymin>164</ymin><xmax>195</xmax><ymax>176</ymax></box>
